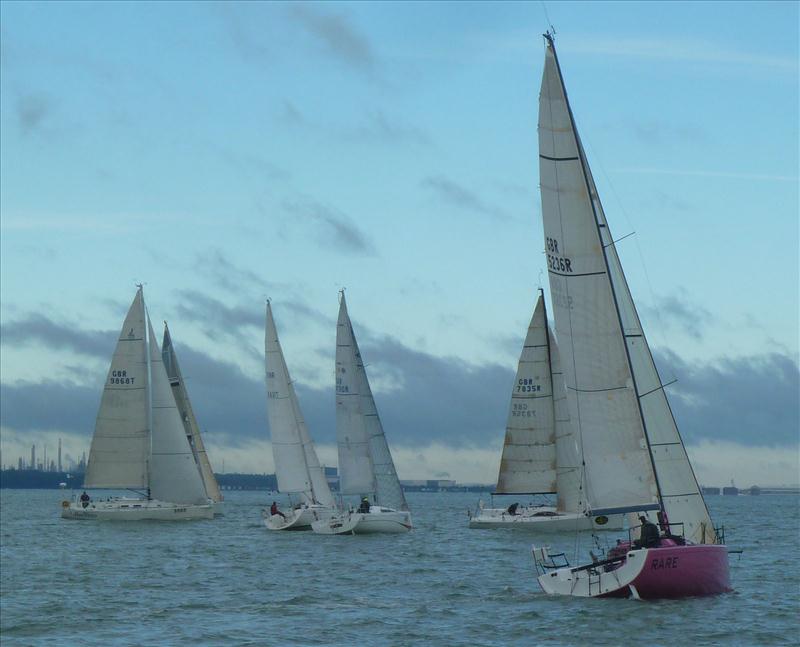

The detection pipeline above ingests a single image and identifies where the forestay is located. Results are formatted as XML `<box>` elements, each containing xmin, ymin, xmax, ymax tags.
<box><xmin>496</xmin><ymin>293</ymin><xmax>557</xmax><ymax>495</ymax></box>
<box><xmin>265</xmin><ymin>302</ymin><xmax>335</xmax><ymax>507</ymax></box>
<box><xmin>539</xmin><ymin>36</ymin><xmax>715</xmax><ymax>542</ymax></box>
<box><xmin>85</xmin><ymin>288</ymin><xmax>149</xmax><ymax>490</ymax></box>
<box><xmin>539</xmin><ymin>39</ymin><xmax>659</xmax><ymax>516</ymax></box>
<box><xmin>163</xmin><ymin>323</ymin><xmax>223</xmax><ymax>503</ymax></box>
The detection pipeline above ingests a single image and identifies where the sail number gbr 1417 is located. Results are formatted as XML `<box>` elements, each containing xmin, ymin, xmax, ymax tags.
<box><xmin>546</xmin><ymin>237</ymin><xmax>572</xmax><ymax>273</ymax></box>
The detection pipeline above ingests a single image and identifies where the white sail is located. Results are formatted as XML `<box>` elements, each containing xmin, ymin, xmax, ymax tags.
<box><xmin>84</xmin><ymin>288</ymin><xmax>149</xmax><ymax>490</ymax></box>
<box><xmin>539</xmin><ymin>40</ymin><xmax>659</xmax><ymax>516</ymax></box>
<box><xmin>335</xmin><ymin>294</ymin><xmax>375</xmax><ymax>496</ymax></box>
<box><xmin>147</xmin><ymin>318</ymin><xmax>209</xmax><ymax>505</ymax></box>
<box><xmin>539</xmin><ymin>36</ymin><xmax>715</xmax><ymax>541</ymax></box>
<box><xmin>162</xmin><ymin>323</ymin><xmax>223</xmax><ymax>503</ymax></box>
<box><xmin>265</xmin><ymin>302</ymin><xmax>335</xmax><ymax>507</ymax></box>
<box><xmin>348</xmin><ymin>305</ymin><xmax>408</xmax><ymax>511</ymax></box>
<box><xmin>550</xmin><ymin>334</ymin><xmax>584</xmax><ymax>514</ymax></box>
<box><xmin>496</xmin><ymin>293</ymin><xmax>557</xmax><ymax>495</ymax></box>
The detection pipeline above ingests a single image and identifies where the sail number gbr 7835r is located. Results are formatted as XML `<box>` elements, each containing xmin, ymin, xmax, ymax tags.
<box><xmin>546</xmin><ymin>237</ymin><xmax>573</xmax><ymax>273</ymax></box>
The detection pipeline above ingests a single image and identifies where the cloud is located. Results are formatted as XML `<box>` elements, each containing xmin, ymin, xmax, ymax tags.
<box><xmin>16</xmin><ymin>93</ymin><xmax>52</xmax><ymax>135</ymax></box>
<box><xmin>287</xmin><ymin>3</ymin><xmax>374</xmax><ymax>74</ymax></box>
<box><xmin>640</xmin><ymin>290</ymin><xmax>714</xmax><ymax>340</ymax></box>
<box><xmin>2</xmin><ymin>309</ymin><xmax>796</xmax><ymax>480</ymax></box>
<box><xmin>171</xmin><ymin>289</ymin><xmax>263</xmax><ymax>353</ymax></box>
<box><xmin>194</xmin><ymin>248</ymin><xmax>276</xmax><ymax>296</ymax></box>
<box><xmin>0</xmin><ymin>314</ymin><xmax>114</xmax><ymax>360</ymax></box>
<box><xmin>281</xmin><ymin>100</ymin><xmax>305</xmax><ymax>126</ymax></box>
<box><xmin>283</xmin><ymin>198</ymin><xmax>376</xmax><ymax>255</ymax></box>
<box><xmin>655</xmin><ymin>349</ymin><xmax>799</xmax><ymax>447</ymax></box>
<box><xmin>422</xmin><ymin>175</ymin><xmax>506</xmax><ymax>219</ymax></box>
<box><xmin>351</xmin><ymin>110</ymin><xmax>431</xmax><ymax>147</ymax></box>
<box><xmin>216</xmin><ymin>3</ymin><xmax>271</xmax><ymax>63</ymax></box>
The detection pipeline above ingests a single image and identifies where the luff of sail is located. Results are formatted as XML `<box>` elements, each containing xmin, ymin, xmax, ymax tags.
<box><xmin>147</xmin><ymin>318</ymin><xmax>210</xmax><ymax>505</ymax></box>
<box><xmin>539</xmin><ymin>38</ymin><xmax>659</xmax><ymax>516</ymax></box>
<box><xmin>335</xmin><ymin>295</ymin><xmax>375</xmax><ymax>496</ymax></box>
<box><xmin>265</xmin><ymin>302</ymin><xmax>335</xmax><ymax>507</ymax></box>
<box><xmin>84</xmin><ymin>287</ymin><xmax>149</xmax><ymax>490</ymax></box>
<box><xmin>162</xmin><ymin>323</ymin><xmax>223</xmax><ymax>503</ymax></box>
<box><xmin>347</xmin><ymin>300</ymin><xmax>408</xmax><ymax>512</ymax></box>
<box><xmin>539</xmin><ymin>36</ymin><xmax>716</xmax><ymax>543</ymax></box>
<box><xmin>496</xmin><ymin>292</ymin><xmax>557</xmax><ymax>495</ymax></box>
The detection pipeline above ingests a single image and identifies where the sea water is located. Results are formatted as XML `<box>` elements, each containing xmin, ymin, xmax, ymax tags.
<box><xmin>1</xmin><ymin>489</ymin><xmax>797</xmax><ymax>646</ymax></box>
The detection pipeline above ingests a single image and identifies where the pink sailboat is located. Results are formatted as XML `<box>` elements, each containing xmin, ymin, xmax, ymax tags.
<box><xmin>530</xmin><ymin>33</ymin><xmax>730</xmax><ymax>599</ymax></box>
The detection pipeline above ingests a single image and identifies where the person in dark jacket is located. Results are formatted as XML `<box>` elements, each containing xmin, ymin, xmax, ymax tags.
<box><xmin>637</xmin><ymin>515</ymin><xmax>660</xmax><ymax>548</ymax></box>
<box><xmin>358</xmin><ymin>497</ymin><xmax>371</xmax><ymax>513</ymax></box>
<box><xmin>270</xmin><ymin>501</ymin><xmax>286</xmax><ymax>520</ymax></box>
<box><xmin>80</xmin><ymin>491</ymin><xmax>91</xmax><ymax>508</ymax></box>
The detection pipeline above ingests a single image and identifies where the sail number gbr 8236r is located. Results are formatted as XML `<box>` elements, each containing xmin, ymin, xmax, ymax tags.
<box><xmin>546</xmin><ymin>237</ymin><xmax>573</xmax><ymax>274</ymax></box>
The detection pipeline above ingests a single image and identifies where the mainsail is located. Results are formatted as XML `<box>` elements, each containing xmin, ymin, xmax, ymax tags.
<box><xmin>336</xmin><ymin>294</ymin><xmax>408</xmax><ymax>511</ymax></box>
<box><xmin>85</xmin><ymin>288</ymin><xmax>149</xmax><ymax>490</ymax></box>
<box><xmin>162</xmin><ymin>323</ymin><xmax>223</xmax><ymax>503</ymax></box>
<box><xmin>265</xmin><ymin>302</ymin><xmax>335</xmax><ymax>507</ymax></box>
<box><xmin>538</xmin><ymin>35</ymin><xmax>715</xmax><ymax>543</ymax></box>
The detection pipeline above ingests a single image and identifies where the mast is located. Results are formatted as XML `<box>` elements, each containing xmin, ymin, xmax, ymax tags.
<box><xmin>141</xmin><ymin>285</ymin><xmax>153</xmax><ymax>499</ymax></box>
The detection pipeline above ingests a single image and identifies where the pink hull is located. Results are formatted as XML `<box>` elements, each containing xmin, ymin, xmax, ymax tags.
<box><xmin>600</xmin><ymin>544</ymin><xmax>731</xmax><ymax>599</ymax></box>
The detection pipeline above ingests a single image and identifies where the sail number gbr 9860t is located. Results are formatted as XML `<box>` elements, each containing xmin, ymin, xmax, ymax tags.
<box><xmin>546</xmin><ymin>237</ymin><xmax>573</xmax><ymax>273</ymax></box>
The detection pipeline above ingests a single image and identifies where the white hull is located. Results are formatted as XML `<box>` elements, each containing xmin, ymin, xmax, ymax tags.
<box><xmin>469</xmin><ymin>506</ymin><xmax>622</xmax><ymax>531</ymax></box>
<box><xmin>263</xmin><ymin>504</ymin><xmax>335</xmax><ymax>531</ymax></box>
<box><xmin>212</xmin><ymin>500</ymin><xmax>225</xmax><ymax>516</ymax></box>
<box><xmin>61</xmin><ymin>497</ymin><xmax>214</xmax><ymax>521</ymax></box>
<box><xmin>311</xmin><ymin>507</ymin><xmax>412</xmax><ymax>535</ymax></box>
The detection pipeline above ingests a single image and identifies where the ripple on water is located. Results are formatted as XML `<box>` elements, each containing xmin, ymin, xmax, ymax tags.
<box><xmin>1</xmin><ymin>490</ymin><xmax>798</xmax><ymax>646</ymax></box>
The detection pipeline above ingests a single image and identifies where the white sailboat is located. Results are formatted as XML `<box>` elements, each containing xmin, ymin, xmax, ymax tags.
<box><xmin>469</xmin><ymin>290</ymin><xmax>622</xmax><ymax>531</ymax></box>
<box><xmin>312</xmin><ymin>293</ymin><xmax>412</xmax><ymax>535</ymax></box>
<box><xmin>162</xmin><ymin>322</ymin><xmax>224</xmax><ymax>514</ymax></box>
<box><xmin>530</xmin><ymin>33</ymin><xmax>729</xmax><ymax>598</ymax></box>
<box><xmin>263</xmin><ymin>301</ymin><xmax>337</xmax><ymax>530</ymax></box>
<box><xmin>61</xmin><ymin>286</ymin><xmax>214</xmax><ymax>520</ymax></box>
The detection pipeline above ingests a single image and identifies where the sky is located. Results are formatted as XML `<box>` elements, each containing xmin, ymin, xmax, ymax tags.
<box><xmin>1</xmin><ymin>1</ymin><xmax>798</xmax><ymax>487</ymax></box>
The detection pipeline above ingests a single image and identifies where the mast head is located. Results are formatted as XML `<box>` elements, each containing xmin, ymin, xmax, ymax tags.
<box><xmin>543</xmin><ymin>30</ymin><xmax>555</xmax><ymax>48</ymax></box>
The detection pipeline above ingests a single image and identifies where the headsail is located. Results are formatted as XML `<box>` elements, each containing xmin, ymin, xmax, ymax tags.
<box><xmin>84</xmin><ymin>287</ymin><xmax>149</xmax><ymax>490</ymax></box>
<box><xmin>265</xmin><ymin>302</ymin><xmax>335</xmax><ymax>507</ymax></box>
<box><xmin>496</xmin><ymin>292</ymin><xmax>557</xmax><ymax>495</ymax></box>
<box><xmin>538</xmin><ymin>35</ymin><xmax>715</xmax><ymax>541</ymax></box>
<box><xmin>147</xmin><ymin>318</ymin><xmax>210</xmax><ymax>505</ymax></box>
<box><xmin>349</xmin><ymin>302</ymin><xmax>408</xmax><ymax>512</ymax></box>
<box><xmin>162</xmin><ymin>323</ymin><xmax>223</xmax><ymax>503</ymax></box>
